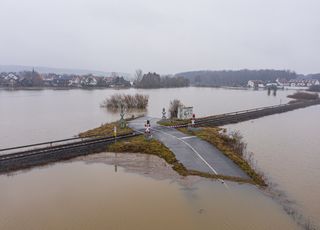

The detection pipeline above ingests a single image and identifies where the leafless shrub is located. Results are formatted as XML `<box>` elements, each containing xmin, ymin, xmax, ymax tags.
<box><xmin>169</xmin><ymin>99</ymin><xmax>183</xmax><ymax>118</ymax></box>
<box><xmin>227</xmin><ymin>131</ymin><xmax>247</xmax><ymax>157</ymax></box>
<box><xmin>101</xmin><ymin>93</ymin><xmax>149</xmax><ymax>109</ymax></box>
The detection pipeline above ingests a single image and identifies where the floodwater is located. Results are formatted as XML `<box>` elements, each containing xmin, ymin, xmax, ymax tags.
<box><xmin>0</xmin><ymin>87</ymin><xmax>291</xmax><ymax>148</ymax></box>
<box><xmin>0</xmin><ymin>152</ymin><xmax>298</xmax><ymax>230</ymax></box>
<box><xmin>0</xmin><ymin>87</ymin><xmax>314</xmax><ymax>229</ymax></box>
<box><xmin>225</xmin><ymin>104</ymin><xmax>320</xmax><ymax>228</ymax></box>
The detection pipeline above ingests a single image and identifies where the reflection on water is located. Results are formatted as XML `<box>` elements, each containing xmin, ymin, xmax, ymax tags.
<box><xmin>225</xmin><ymin>105</ymin><xmax>320</xmax><ymax>228</ymax></box>
<box><xmin>0</xmin><ymin>152</ymin><xmax>298</xmax><ymax>230</ymax></box>
<box><xmin>0</xmin><ymin>87</ymin><xmax>291</xmax><ymax>148</ymax></box>
<box><xmin>0</xmin><ymin>87</ymin><xmax>307</xmax><ymax>229</ymax></box>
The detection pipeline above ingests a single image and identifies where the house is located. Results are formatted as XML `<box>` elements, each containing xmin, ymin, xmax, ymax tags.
<box><xmin>1</xmin><ymin>73</ymin><xmax>19</xmax><ymax>87</ymax></box>
<box><xmin>276</xmin><ymin>78</ymin><xmax>290</xmax><ymax>87</ymax></box>
<box><xmin>52</xmin><ymin>75</ymin><xmax>71</xmax><ymax>87</ymax></box>
<box><xmin>69</xmin><ymin>76</ymin><xmax>82</xmax><ymax>87</ymax></box>
<box><xmin>266</xmin><ymin>82</ymin><xmax>278</xmax><ymax>88</ymax></box>
<box><xmin>81</xmin><ymin>76</ymin><xmax>98</xmax><ymax>87</ymax></box>
<box><xmin>177</xmin><ymin>106</ymin><xmax>193</xmax><ymax>119</ymax></box>
<box><xmin>5</xmin><ymin>73</ymin><xmax>19</xmax><ymax>81</ymax></box>
<box><xmin>109</xmin><ymin>76</ymin><xmax>131</xmax><ymax>88</ymax></box>
<box><xmin>102</xmin><ymin>77</ymin><xmax>113</xmax><ymax>87</ymax></box>
<box><xmin>280</xmin><ymin>79</ymin><xmax>320</xmax><ymax>89</ymax></box>
<box><xmin>308</xmin><ymin>79</ymin><xmax>320</xmax><ymax>86</ymax></box>
<box><xmin>247</xmin><ymin>80</ymin><xmax>265</xmax><ymax>88</ymax></box>
<box><xmin>43</xmin><ymin>74</ymin><xmax>56</xmax><ymax>87</ymax></box>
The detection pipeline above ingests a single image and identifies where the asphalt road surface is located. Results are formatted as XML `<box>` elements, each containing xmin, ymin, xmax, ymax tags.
<box><xmin>129</xmin><ymin>116</ymin><xmax>249</xmax><ymax>179</ymax></box>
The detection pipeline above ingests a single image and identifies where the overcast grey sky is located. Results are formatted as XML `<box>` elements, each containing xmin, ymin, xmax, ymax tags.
<box><xmin>0</xmin><ymin>0</ymin><xmax>319</xmax><ymax>74</ymax></box>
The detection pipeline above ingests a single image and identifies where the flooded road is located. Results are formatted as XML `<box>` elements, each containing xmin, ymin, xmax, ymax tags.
<box><xmin>0</xmin><ymin>153</ymin><xmax>298</xmax><ymax>230</ymax></box>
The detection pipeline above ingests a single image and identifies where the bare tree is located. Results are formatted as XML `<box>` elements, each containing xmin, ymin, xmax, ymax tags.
<box><xmin>169</xmin><ymin>99</ymin><xmax>183</xmax><ymax>118</ymax></box>
<box><xmin>134</xmin><ymin>69</ymin><xmax>143</xmax><ymax>84</ymax></box>
<box><xmin>229</xmin><ymin>131</ymin><xmax>247</xmax><ymax>157</ymax></box>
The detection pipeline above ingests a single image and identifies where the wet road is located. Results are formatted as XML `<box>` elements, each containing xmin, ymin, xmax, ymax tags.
<box><xmin>129</xmin><ymin>117</ymin><xmax>249</xmax><ymax>179</ymax></box>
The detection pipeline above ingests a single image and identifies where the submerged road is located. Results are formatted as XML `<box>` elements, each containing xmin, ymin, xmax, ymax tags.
<box><xmin>128</xmin><ymin>116</ymin><xmax>249</xmax><ymax>179</ymax></box>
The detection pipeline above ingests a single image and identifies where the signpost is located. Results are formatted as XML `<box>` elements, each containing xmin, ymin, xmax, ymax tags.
<box><xmin>162</xmin><ymin>108</ymin><xmax>167</xmax><ymax>119</ymax></box>
<box><xmin>145</xmin><ymin>120</ymin><xmax>151</xmax><ymax>140</ymax></box>
<box><xmin>191</xmin><ymin>114</ymin><xmax>196</xmax><ymax>127</ymax></box>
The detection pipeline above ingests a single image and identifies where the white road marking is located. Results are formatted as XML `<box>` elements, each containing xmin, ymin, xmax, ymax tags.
<box><xmin>129</xmin><ymin>119</ymin><xmax>229</xmax><ymax>187</ymax></box>
<box><xmin>179</xmin><ymin>136</ymin><xmax>196</xmax><ymax>140</ymax></box>
<box><xmin>151</xmin><ymin>127</ymin><xmax>227</xmax><ymax>185</ymax></box>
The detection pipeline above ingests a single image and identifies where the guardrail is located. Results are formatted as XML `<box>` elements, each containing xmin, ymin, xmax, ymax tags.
<box><xmin>0</xmin><ymin>132</ymin><xmax>137</xmax><ymax>157</ymax></box>
<box><xmin>198</xmin><ymin>103</ymin><xmax>291</xmax><ymax>120</ymax></box>
<box><xmin>170</xmin><ymin>99</ymin><xmax>320</xmax><ymax>128</ymax></box>
<box><xmin>194</xmin><ymin>99</ymin><xmax>320</xmax><ymax>126</ymax></box>
<box><xmin>0</xmin><ymin>132</ymin><xmax>142</xmax><ymax>174</ymax></box>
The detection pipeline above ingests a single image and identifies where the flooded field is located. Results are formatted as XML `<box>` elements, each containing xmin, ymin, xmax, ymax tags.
<box><xmin>0</xmin><ymin>87</ymin><xmax>291</xmax><ymax>148</ymax></box>
<box><xmin>225</xmin><ymin>105</ymin><xmax>320</xmax><ymax>228</ymax></box>
<box><xmin>0</xmin><ymin>152</ymin><xmax>298</xmax><ymax>230</ymax></box>
<box><xmin>0</xmin><ymin>87</ymin><xmax>317</xmax><ymax>229</ymax></box>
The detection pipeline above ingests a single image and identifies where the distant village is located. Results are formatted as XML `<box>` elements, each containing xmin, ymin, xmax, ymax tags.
<box><xmin>0</xmin><ymin>70</ymin><xmax>189</xmax><ymax>89</ymax></box>
<box><xmin>0</xmin><ymin>70</ymin><xmax>131</xmax><ymax>88</ymax></box>
<box><xmin>1</xmin><ymin>69</ymin><xmax>320</xmax><ymax>91</ymax></box>
<box><xmin>247</xmin><ymin>78</ymin><xmax>320</xmax><ymax>90</ymax></box>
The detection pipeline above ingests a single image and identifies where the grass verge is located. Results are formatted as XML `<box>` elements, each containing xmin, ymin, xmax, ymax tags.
<box><xmin>157</xmin><ymin>119</ymin><xmax>189</xmax><ymax>126</ymax></box>
<box><xmin>80</xmin><ymin>120</ymin><xmax>258</xmax><ymax>185</ymax></box>
<box><xmin>178</xmin><ymin>127</ymin><xmax>267</xmax><ymax>187</ymax></box>
<box><xmin>107</xmin><ymin>135</ymin><xmax>254</xmax><ymax>184</ymax></box>
<box><xmin>79</xmin><ymin>121</ymin><xmax>133</xmax><ymax>138</ymax></box>
<box><xmin>107</xmin><ymin>135</ymin><xmax>188</xmax><ymax>176</ymax></box>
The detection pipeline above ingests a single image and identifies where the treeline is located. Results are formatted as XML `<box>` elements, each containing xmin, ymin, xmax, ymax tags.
<box><xmin>135</xmin><ymin>72</ymin><xmax>189</xmax><ymax>88</ymax></box>
<box><xmin>175</xmin><ymin>69</ymin><xmax>298</xmax><ymax>87</ymax></box>
<box><xmin>307</xmin><ymin>74</ymin><xmax>320</xmax><ymax>80</ymax></box>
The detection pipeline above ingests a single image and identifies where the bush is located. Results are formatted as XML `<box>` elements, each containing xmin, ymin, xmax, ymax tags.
<box><xmin>101</xmin><ymin>93</ymin><xmax>149</xmax><ymax>109</ymax></box>
<box><xmin>169</xmin><ymin>99</ymin><xmax>183</xmax><ymax>118</ymax></box>
<box><xmin>228</xmin><ymin>131</ymin><xmax>247</xmax><ymax>157</ymax></box>
<box><xmin>287</xmin><ymin>92</ymin><xmax>319</xmax><ymax>100</ymax></box>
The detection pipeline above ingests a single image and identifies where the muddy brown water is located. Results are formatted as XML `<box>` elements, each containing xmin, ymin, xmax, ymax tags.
<box><xmin>0</xmin><ymin>152</ymin><xmax>298</xmax><ymax>230</ymax></box>
<box><xmin>0</xmin><ymin>87</ymin><xmax>291</xmax><ymax>148</ymax></box>
<box><xmin>0</xmin><ymin>87</ymin><xmax>316</xmax><ymax>229</ymax></box>
<box><xmin>225</xmin><ymin>104</ymin><xmax>320</xmax><ymax>228</ymax></box>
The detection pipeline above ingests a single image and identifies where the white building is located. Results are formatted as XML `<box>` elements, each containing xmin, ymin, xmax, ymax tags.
<box><xmin>81</xmin><ymin>76</ymin><xmax>98</xmax><ymax>86</ymax></box>
<box><xmin>288</xmin><ymin>79</ymin><xmax>320</xmax><ymax>88</ymax></box>
<box><xmin>247</xmin><ymin>80</ymin><xmax>266</xmax><ymax>88</ymax></box>
<box><xmin>177</xmin><ymin>106</ymin><xmax>193</xmax><ymax>119</ymax></box>
<box><xmin>69</xmin><ymin>76</ymin><xmax>82</xmax><ymax>87</ymax></box>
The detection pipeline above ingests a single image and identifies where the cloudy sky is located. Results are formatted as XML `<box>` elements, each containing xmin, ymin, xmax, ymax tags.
<box><xmin>0</xmin><ymin>0</ymin><xmax>319</xmax><ymax>74</ymax></box>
